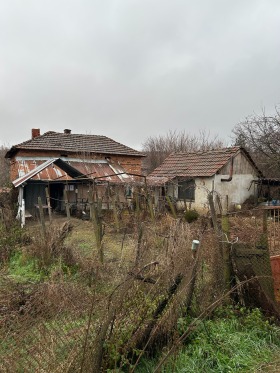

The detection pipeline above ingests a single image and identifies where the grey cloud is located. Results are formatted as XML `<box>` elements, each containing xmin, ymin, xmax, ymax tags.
<box><xmin>1</xmin><ymin>0</ymin><xmax>280</xmax><ymax>149</ymax></box>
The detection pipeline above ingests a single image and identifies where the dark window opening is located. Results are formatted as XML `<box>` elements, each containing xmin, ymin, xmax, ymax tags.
<box><xmin>178</xmin><ymin>179</ymin><xmax>195</xmax><ymax>201</ymax></box>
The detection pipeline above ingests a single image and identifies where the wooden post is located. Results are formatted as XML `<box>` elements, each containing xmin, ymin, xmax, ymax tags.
<box><xmin>208</xmin><ymin>191</ymin><xmax>232</xmax><ymax>293</ymax></box>
<box><xmin>135</xmin><ymin>186</ymin><xmax>140</xmax><ymax>218</ymax></box>
<box><xmin>89</xmin><ymin>188</ymin><xmax>104</xmax><ymax>264</ymax></box>
<box><xmin>45</xmin><ymin>186</ymin><xmax>52</xmax><ymax>222</ymax></box>
<box><xmin>208</xmin><ymin>191</ymin><xmax>219</xmax><ymax>235</ymax></box>
<box><xmin>222</xmin><ymin>213</ymin><xmax>232</xmax><ymax>291</ymax></box>
<box><xmin>135</xmin><ymin>222</ymin><xmax>143</xmax><ymax>266</ymax></box>
<box><xmin>38</xmin><ymin>196</ymin><xmax>46</xmax><ymax>237</ymax></box>
<box><xmin>64</xmin><ymin>189</ymin><xmax>71</xmax><ymax>219</ymax></box>
<box><xmin>144</xmin><ymin>180</ymin><xmax>155</xmax><ymax>222</ymax></box>
<box><xmin>184</xmin><ymin>240</ymin><xmax>200</xmax><ymax>310</ymax></box>
<box><xmin>112</xmin><ymin>193</ymin><xmax>120</xmax><ymax>232</ymax></box>
<box><xmin>21</xmin><ymin>199</ymin><xmax>26</xmax><ymax>228</ymax></box>
<box><xmin>106</xmin><ymin>182</ymin><xmax>110</xmax><ymax>210</ymax></box>
<box><xmin>165</xmin><ymin>195</ymin><xmax>177</xmax><ymax>219</ymax></box>
<box><xmin>107</xmin><ymin>184</ymin><xmax>119</xmax><ymax>231</ymax></box>
<box><xmin>260</xmin><ymin>208</ymin><xmax>268</xmax><ymax>249</ymax></box>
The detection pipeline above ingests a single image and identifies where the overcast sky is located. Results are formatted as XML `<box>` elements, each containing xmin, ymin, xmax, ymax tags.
<box><xmin>1</xmin><ymin>0</ymin><xmax>280</xmax><ymax>150</ymax></box>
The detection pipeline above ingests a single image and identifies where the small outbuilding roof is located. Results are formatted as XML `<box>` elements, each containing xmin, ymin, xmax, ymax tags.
<box><xmin>12</xmin><ymin>158</ymin><xmax>87</xmax><ymax>187</ymax></box>
<box><xmin>147</xmin><ymin>147</ymin><xmax>261</xmax><ymax>184</ymax></box>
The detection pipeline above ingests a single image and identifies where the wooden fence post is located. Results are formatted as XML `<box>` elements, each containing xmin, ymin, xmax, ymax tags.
<box><xmin>45</xmin><ymin>186</ymin><xmax>52</xmax><ymax>222</ymax></box>
<box><xmin>208</xmin><ymin>191</ymin><xmax>232</xmax><ymax>292</ymax></box>
<box><xmin>222</xmin><ymin>213</ymin><xmax>232</xmax><ymax>291</ymax></box>
<box><xmin>165</xmin><ymin>195</ymin><xmax>177</xmax><ymax>219</ymax></box>
<box><xmin>89</xmin><ymin>188</ymin><xmax>104</xmax><ymax>264</ymax></box>
<box><xmin>144</xmin><ymin>180</ymin><xmax>155</xmax><ymax>222</ymax></box>
<box><xmin>38</xmin><ymin>196</ymin><xmax>46</xmax><ymax>238</ymax></box>
<box><xmin>64</xmin><ymin>189</ymin><xmax>71</xmax><ymax>219</ymax></box>
<box><xmin>260</xmin><ymin>209</ymin><xmax>268</xmax><ymax>249</ymax></box>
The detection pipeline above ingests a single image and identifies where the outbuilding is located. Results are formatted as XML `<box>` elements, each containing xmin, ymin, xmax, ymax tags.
<box><xmin>147</xmin><ymin>147</ymin><xmax>262</xmax><ymax>213</ymax></box>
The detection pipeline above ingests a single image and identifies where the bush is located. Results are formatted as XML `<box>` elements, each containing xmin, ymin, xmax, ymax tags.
<box><xmin>29</xmin><ymin>221</ymin><xmax>74</xmax><ymax>269</ymax></box>
<box><xmin>184</xmin><ymin>209</ymin><xmax>199</xmax><ymax>223</ymax></box>
<box><xmin>0</xmin><ymin>222</ymin><xmax>26</xmax><ymax>263</ymax></box>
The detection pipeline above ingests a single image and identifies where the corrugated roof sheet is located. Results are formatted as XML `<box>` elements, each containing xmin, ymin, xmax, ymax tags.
<box><xmin>148</xmin><ymin>147</ymin><xmax>248</xmax><ymax>181</ymax></box>
<box><xmin>13</xmin><ymin>158</ymin><xmax>87</xmax><ymax>187</ymax></box>
<box><xmin>6</xmin><ymin>131</ymin><xmax>145</xmax><ymax>158</ymax></box>
<box><xmin>12</xmin><ymin>158</ymin><xmax>138</xmax><ymax>187</ymax></box>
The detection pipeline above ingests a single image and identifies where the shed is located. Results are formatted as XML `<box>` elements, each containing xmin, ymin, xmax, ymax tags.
<box><xmin>147</xmin><ymin>147</ymin><xmax>262</xmax><ymax>212</ymax></box>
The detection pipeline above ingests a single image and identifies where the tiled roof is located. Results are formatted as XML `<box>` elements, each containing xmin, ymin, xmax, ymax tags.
<box><xmin>148</xmin><ymin>147</ymin><xmax>249</xmax><ymax>179</ymax></box>
<box><xmin>6</xmin><ymin>131</ymin><xmax>144</xmax><ymax>158</ymax></box>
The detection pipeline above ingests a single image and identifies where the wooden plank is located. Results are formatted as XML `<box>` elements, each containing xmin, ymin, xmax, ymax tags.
<box><xmin>235</xmin><ymin>249</ymin><xmax>266</xmax><ymax>257</ymax></box>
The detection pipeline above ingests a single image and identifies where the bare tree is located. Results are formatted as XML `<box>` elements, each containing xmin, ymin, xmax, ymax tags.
<box><xmin>142</xmin><ymin>129</ymin><xmax>224</xmax><ymax>174</ymax></box>
<box><xmin>0</xmin><ymin>146</ymin><xmax>10</xmax><ymax>187</ymax></box>
<box><xmin>232</xmin><ymin>107</ymin><xmax>280</xmax><ymax>177</ymax></box>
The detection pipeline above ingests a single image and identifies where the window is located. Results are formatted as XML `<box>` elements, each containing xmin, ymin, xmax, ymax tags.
<box><xmin>178</xmin><ymin>179</ymin><xmax>195</xmax><ymax>200</ymax></box>
<box><xmin>125</xmin><ymin>185</ymin><xmax>132</xmax><ymax>198</ymax></box>
<box><xmin>65</xmin><ymin>184</ymin><xmax>75</xmax><ymax>191</ymax></box>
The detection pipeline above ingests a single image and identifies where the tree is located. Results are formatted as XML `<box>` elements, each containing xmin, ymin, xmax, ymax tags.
<box><xmin>0</xmin><ymin>146</ymin><xmax>10</xmax><ymax>187</ymax></box>
<box><xmin>142</xmin><ymin>129</ymin><xmax>224</xmax><ymax>174</ymax></box>
<box><xmin>232</xmin><ymin>108</ymin><xmax>280</xmax><ymax>177</ymax></box>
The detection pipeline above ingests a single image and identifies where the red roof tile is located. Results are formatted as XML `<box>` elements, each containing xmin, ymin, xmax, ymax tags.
<box><xmin>148</xmin><ymin>147</ymin><xmax>248</xmax><ymax>179</ymax></box>
<box><xmin>6</xmin><ymin>131</ymin><xmax>144</xmax><ymax>158</ymax></box>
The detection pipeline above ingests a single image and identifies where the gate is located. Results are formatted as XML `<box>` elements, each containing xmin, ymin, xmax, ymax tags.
<box><xmin>232</xmin><ymin>243</ymin><xmax>275</xmax><ymax>302</ymax></box>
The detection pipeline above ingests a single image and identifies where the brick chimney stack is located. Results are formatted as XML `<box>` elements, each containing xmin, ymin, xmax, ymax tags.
<box><xmin>32</xmin><ymin>128</ymin><xmax>40</xmax><ymax>139</ymax></box>
<box><xmin>64</xmin><ymin>129</ymin><xmax>71</xmax><ymax>134</ymax></box>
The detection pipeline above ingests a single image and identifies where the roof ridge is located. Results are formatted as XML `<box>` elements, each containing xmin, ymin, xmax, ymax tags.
<box><xmin>6</xmin><ymin>130</ymin><xmax>144</xmax><ymax>158</ymax></box>
<box><xmin>169</xmin><ymin>146</ymin><xmax>241</xmax><ymax>156</ymax></box>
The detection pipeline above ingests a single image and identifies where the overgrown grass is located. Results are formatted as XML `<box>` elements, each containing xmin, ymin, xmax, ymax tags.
<box><xmin>2</xmin><ymin>213</ymin><xmax>280</xmax><ymax>372</ymax></box>
<box><xmin>0</xmin><ymin>221</ymin><xmax>26</xmax><ymax>263</ymax></box>
<box><xmin>137</xmin><ymin>307</ymin><xmax>280</xmax><ymax>373</ymax></box>
<box><xmin>8</xmin><ymin>250</ymin><xmax>44</xmax><ymax>282</ymax></box>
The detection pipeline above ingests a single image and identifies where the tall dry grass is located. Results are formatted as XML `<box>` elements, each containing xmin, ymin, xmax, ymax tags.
<box><xmin>1</xmin><ymin>207</ymin><xmax>268</xmax><ymax>372</ymax></box>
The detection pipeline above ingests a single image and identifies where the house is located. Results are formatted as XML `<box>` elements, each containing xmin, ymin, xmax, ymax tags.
<box><xmin>147</xmin><ymin>147</ymin><xmax>262</xmax><ymax>213</ymax></box>
<box><xmin>5</xmin><ymin>129</ymin><xmax>145</xmax><ymax>222</ymax></box>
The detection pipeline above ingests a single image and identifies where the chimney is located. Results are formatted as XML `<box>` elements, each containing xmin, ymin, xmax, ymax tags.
<box><xmin>32</xmin><ymin>128</ymin><xmax>40</xmax><ymax>139</ymax></box>
<box><xmin>64</xmin><ymin>129</ymin><xmax>71</xmax><ymax>134</ymax></box>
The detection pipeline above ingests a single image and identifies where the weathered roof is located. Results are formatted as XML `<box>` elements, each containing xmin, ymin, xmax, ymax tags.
<box><xmin>148</xmin><ymin>147</ymin><xmax>260</xmax><ymax>182</ymax></box>
<box><xmin>13</xmin><ymin>158</ymin><xmax>87</xmax><ymax>187</ymax></box>
<box><xmin>6</xmin><ymin>131</ymin><xmax>144</xmax><ymax>158</ymax></box>
<box><xmin>12</xmin><ymin>157</ymin><xmax>141</xmax><ymax>187</ymax></box>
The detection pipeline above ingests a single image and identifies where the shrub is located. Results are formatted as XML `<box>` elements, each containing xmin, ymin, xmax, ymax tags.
<box><xmin>184</xmin><ymin>209</ymin><xmax>199</xmax><ymax>223</ymax></box>
<box><xmin>29</xmin><ymin>221</ymin><xmax>74</xmax><ymax>269</ymax></box>
<box><xmin>0</xmin><ymin>222</ymin><xmax>26</xmax><ymax>264</ymax></box>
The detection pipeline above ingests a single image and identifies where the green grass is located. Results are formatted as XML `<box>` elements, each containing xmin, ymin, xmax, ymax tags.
<box><xmin>8</xmin><ymin>250</ymin><xmax>44</xmax><ymax>282</ymax></box>
<box><xmin>137</xmin><ymin>307</ymin><xmax>280</xmax><ymax>373</ymax></box>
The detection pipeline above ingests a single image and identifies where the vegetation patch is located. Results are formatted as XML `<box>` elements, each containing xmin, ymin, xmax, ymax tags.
<box><xmin>184</xmin><ymin>209</ymin><xmax>199</xmax><ymax>223</ymax></box>
<box><xmin>138</xmin><ymin>306</ymin><xmax>280</xmax><ymax>372</ymax></box>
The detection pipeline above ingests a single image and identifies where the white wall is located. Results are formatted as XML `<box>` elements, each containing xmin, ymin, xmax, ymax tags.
<box><xmin>174</xmin><ymin>173</ymin><xmax>256</xmax><ymax>213</ymax></box>
<box><xmin>214</xmin><ymin>173</ymin><xmax>255</xmax><ymax>210</ymax></box>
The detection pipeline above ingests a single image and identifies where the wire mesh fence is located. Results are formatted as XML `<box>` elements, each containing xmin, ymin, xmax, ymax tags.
<box><xmin>0</xmin><ymin>205</ymin><xmax>279</xmax><ymax>372</ymax></box>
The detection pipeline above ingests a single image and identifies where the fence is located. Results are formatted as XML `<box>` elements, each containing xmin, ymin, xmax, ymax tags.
<box><xmin>1</xmin><ymin>203</ymin><xmax>280</xmax><ymax>372</ymax></box>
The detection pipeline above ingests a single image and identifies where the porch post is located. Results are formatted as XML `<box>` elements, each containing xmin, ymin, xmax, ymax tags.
<box><xmin>17</xmin><ymin>186</ymin><xmax>25</xmax><ymax>227</ymax></box>
<box><xmin>21</xmin><ymin>199</ymin><xmax>25</xmax><ymax>228</ymax></box>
